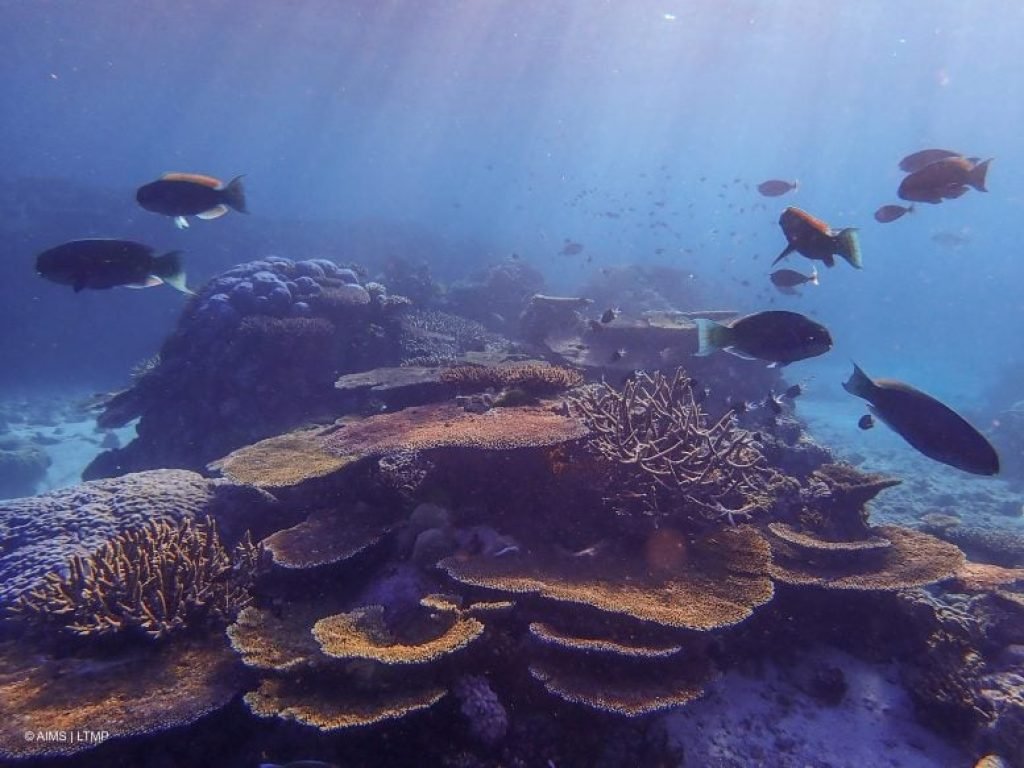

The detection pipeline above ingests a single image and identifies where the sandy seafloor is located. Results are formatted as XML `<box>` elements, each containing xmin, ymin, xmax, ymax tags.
<box><xmin>5</xmin><ymin>388</ymin><xmax>1020</xmax><ymax>766</ymax></box>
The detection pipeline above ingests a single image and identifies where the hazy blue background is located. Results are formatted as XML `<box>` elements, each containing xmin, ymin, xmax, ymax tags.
<box><xmin>2</xmin><ymin>0</ymin><xmax>1022</xmax><ymax>408</ymax></box>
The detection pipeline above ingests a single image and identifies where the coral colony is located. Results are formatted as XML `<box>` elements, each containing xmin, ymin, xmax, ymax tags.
<box><xmin>0</xmin><ymin>253</ymin><xmax>1021</xmax><ymax>767</ymax></box>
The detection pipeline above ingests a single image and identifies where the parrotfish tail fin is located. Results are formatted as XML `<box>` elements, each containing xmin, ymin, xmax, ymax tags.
<box><xmin>967</xmin><ymin>158</ymin><xmax>991</xmax><ymax>193</ymax></box>
<box><xmin>771</xmin><ymin>244</ymin><xmax>794</xmax><ymax>266</ymax></box>
<box><xmin>808</xmin><ymin>265</ymin><xmax>819</xmax><ymax>286</ymax></box>
<box><xmin>835</xmin><ymin>228</ymin><xmax>862</xmax><ymax>269</ymax></box>
<box><xmin>222</xmin><ymin>175</ymin><xmax>248</xmax><ymax>213</ymax></box>
<box><xmin>842</xmin><ymin>362</ymin><xmax>874</xmax><ymax>399</ymax></box>
<box><xmin>152</xmin><ymin>251</ymin><xmax>193</xmax><ymax>295</ymax></box>
<box><xmin>694</xmin><ymin>318</ymin><xmax>731</xmax><ymax>357</ymax></box>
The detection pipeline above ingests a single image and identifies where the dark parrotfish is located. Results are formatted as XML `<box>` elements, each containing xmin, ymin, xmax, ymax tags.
<box><xmin>36</xmin><ymin>239</ymin><xmax>191</xmax><ymax>294</ymax></box>
<box><xmin>600</xmin><ymin>308</ymin><xmax>619</xmax><ymax>323</ymax></box>
<box><xmin>695</xmin><ymin>310</ymin><xmax>833</xmax><ymax>366</ymax></box>
<box><xmin>773</xmin><ymin>207</ymin><xmax>862</xmax><ymax>269</ymax></box>
<box><xmin>757</xmin><ymin>179</ymin><xmax>798</xmax><ymax>197</ymax></box>
<box><xmin>873</xmin><ymin>204</ymin><xmax>914</xmax><ymax>223</ymax></box>
<box><xmin>898</xmin><ymin>148</ymin><xmax>964</xmax><ymax>174</ymax></box>
<box><xmin>136</xmin><ymin>172</ymin><xmax>247</xmax><ymax>229</ymax></box>
<box><xmin>769</xmin><ymin>266</ymin><xmax>818</xmax><ymax>294</ymax></box>
<box><xmin>897</xmin><ymin>157</ymin><xmax>991</xmax><ymax>204</ymax></box>
<box><xmin>843</xmin><ymin>363</ymin><xmax>999</xmax><ymax>475</ymax></box>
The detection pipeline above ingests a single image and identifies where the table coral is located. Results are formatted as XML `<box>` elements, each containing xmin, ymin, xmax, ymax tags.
<box><xmin>440</xmin><ymin>362</ymin><xmax>584</xmax><ymax>395</ymax></box>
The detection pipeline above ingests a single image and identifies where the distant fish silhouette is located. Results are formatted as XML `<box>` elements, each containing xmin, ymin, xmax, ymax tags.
<box><xmin>559</xmin><ymin>239</ymin><xmax>584</xmax><ymax>256</ymax></box>
<box><xmin>873</xmin><ymin>204</ymin><xmax>914</xmax><ymax>223</ymax></box>
<box><xmin>757</xmin><ymin>179</ymin><xmax>798</xmax><ymax>197</ymax></box>
<box><xmin>769</xmin><ymin>266</ymin><xmax>818</xmax><ymax>294</ymax></box>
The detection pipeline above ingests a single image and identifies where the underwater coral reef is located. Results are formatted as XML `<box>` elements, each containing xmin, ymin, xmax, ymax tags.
<box><xmin>1</xmin><ymin>257</ymin><xmax>1021</xmax><ymax>768</ymax></box>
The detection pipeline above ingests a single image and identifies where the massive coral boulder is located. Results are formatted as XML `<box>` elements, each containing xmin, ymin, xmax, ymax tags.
<box><xmin>85</xmin><ymin>257</ymin><xmax>412</xmax><ymax>479</ymax></box>
<box><xmin>0</xmin><ymin>469</ymin><xmax>276</xmax><ymax>610</ymax></box>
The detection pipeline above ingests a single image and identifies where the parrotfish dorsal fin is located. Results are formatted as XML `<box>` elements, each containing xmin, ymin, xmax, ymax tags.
<box><xmin>160</xmin><ymin>172</ymin><xmax>224</xmax><ymax>188</ymax></box>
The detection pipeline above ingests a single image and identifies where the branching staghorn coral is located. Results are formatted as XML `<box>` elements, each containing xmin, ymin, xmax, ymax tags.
<box><xmin>12</xmin><ymin>517</ymin><xmax>264</xmax><ymax>641</ymax></box>
<box><xmin>568</xmin><ymin>368</ymin><xmax>778</xmax><ymax>525</ymax></box>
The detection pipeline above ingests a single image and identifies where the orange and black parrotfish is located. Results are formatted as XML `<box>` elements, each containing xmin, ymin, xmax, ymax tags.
<box><xmin>897</xmin><ymin>156</ymin><xmax>991</xmax><ymax>204</ymax></box>
<box><xmin>773</xmin><ymin>207</ymin><xmax>862</xmax><ymax>269</ymax></box>
<box><xmin>136</xmin><ymin>172</ymin><xmax>247</xmax><ymax>229</ymax></box>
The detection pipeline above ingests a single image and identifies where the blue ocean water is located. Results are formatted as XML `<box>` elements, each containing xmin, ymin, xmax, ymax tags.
<box><xmin>2</xmin><ymin>1</ymin><xmax>1021</xmax><ymax>399</ymax></box>
<box><xmin>1</xmin><ymin>4</ymin><xmax>1023</xmax><ymax>767</ymax></box>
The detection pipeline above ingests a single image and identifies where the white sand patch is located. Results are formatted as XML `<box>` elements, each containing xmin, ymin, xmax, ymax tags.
<box><xmin>1</xmin><ymin>394</ymin><xmax>135</xmax><ymax>497</ymax></box>
<box><xmin>663</xmin><ymin>647</ymin><xmax>969</xmax><ymax>768</ymax></box>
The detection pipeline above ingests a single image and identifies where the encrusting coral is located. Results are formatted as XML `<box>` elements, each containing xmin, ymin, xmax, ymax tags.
<box><xmin>12</xmin><ymin>517</ymin><xmax>263</xmax><ymax>640</ymax></box>
<box><xmin>440</xmin><ymin>362</ymin><xmax>584</xmax><ymax>395</ymax></box>
<box><xmin>568</xmin><ymin>367</ymin><xmax>780</xmax><ymax>526</ymax></box>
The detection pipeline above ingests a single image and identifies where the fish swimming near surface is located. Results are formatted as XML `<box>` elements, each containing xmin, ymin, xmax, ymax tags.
<box><xmin>858</xmin><ymin>414</ymin><xmax>875</xmax><ymax>430</ymax></box>
<box><xmin>898</xmin><ymin>148</ymin><xmax>965</xmax><ymax>174</ymax></box>
<box><xmin>695</xmin><ymin>310</ymin><xmax>833</xmax><ymax>366</ymax></box>
<box><xmin>36</xmin><ymin>239</ymin><xmax>191</xmax><ymax>294</ymax></box>
<box><xmin>757</xmin><ymin>179</ymin><xmax>798</xmax><ymax>197</ymax></box>
<box><xmin>873</xmin><ymin>204</ymin><xmax>914</xmax><ymax>223</ymax></box>
<box><xmin>773</xmin><ymin>207</ymin><xmax>862</xmax><ymax>269</ymax></box>
<box><xmin>897</xmin><ymin>156</ymin><xmax>991</xmax><ymax>204</ymax></box>
<box><xmin>843</xmin><ymin>363</ymin><xmax>1000</xmax><ymax>475</ymax></box>
<box><xmin>769</xmin><ymin>266</ymin><xmax>818</xmax><ymax>294</ymax></box>
<box><xmin>136</xmin><ymin>172</ymin><xmax>247</xmax><ymax>229</ymax></box>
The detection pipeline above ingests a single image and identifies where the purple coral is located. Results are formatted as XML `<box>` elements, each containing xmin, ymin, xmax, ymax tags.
<box><xmin>453</xmin><ymin>674</ymin><xmax>508</xmax><ymax>747</ymax></box>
